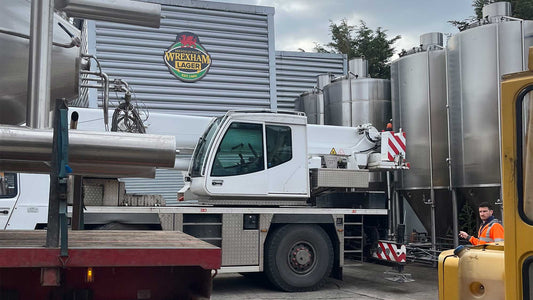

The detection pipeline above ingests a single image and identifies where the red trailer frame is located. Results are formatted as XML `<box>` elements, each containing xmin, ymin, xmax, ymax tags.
<box><xmin>0</xmin><ymin>230</ymin><xmax>221</xmax><ymax>300</ymax></box>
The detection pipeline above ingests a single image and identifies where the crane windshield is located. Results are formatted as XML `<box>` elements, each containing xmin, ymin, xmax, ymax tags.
<box><xmin>190</xmin><ymin>117</ymin><xmax>222</xmax><ymax>177</ymax></box>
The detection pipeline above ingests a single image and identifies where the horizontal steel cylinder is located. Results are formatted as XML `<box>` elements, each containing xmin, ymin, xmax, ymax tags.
<box><xmin>0</xmin><ymin>126</ymin><xmax>176</xmax><ymax>168</ymax></box>
<box><xmin>54</xmin><ymin>0</ymin><xmax>161</xmax><ymax>28</ymax></box>
<box><xmin>0</xmin><ymin>160</ymin><xmax>156</xmax><ymax>178</ymax></box>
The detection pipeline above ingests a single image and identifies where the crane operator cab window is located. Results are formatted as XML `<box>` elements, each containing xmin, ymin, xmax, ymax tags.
<box><xmin>210</xmin><ymin>123</ymin><xmax>293</xmax><ymax>176</ymax></box>
<box><xmin>266</xmin><ymin>125</ymin><xmax>292</xmax><ymax>168</ymax></box>
<box><xmin>211</xmin><ymin>122</ymin><xmax>264</xmax><ymax>176</ymax></box>
<box><xmin>0</xmin><ymin>172</ymin><xmax>17</xmax><ymax>198</ymax></box>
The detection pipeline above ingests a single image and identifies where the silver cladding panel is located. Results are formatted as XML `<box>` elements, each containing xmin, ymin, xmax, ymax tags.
<box><xmin>158</xmin><ymin>213</ymin><xmax>174</xmax><ymax>230</ymax></box>
<box><xmin>88</xmin><ymin>1</ymin><xmax>275</xmax><ymax>116</ymax></box>
<box><xmin>311</xmin><ymin>169</ymin><xmax>369</xmax><ymax>189</ymax></box>
<box><xmin>276</xmin><ymin>51</ymin><xmax>346</xmax><ymax>110</ymax></box>
<box><xmin>323</xmin><ymin>78</ymin><xmax>391</xmax><ymax>131</ymax></box>
<box><xmin>391</xmin><ymin>49</ymin><xmax>449</xmax><ymax>189</ymax></box>
<box><xmin>222</xmin><ymin>214</ymin><xmax>259</xmax><ymax>266</ymax></box>
<box><xmin>447</xmin><ymin>20</ymin><xmax>533</xmax><ymax>187</ymax></box>
<box><xmin>83</xmin><ymin>184</ymin><xmax>104</xmax><ymax>206</ymax></box>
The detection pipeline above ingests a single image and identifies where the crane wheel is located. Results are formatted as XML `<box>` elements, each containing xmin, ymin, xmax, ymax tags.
<box><xmin>264</xmin><ymin>224</ymin><xmax>333</xmax><ymax>292</ymax></box>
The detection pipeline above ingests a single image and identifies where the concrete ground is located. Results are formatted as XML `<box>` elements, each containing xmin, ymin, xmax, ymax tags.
<box><xmin>212</xmin><ymin>263</ymin><xmax>438</xmax><ymax>300</ymax></box>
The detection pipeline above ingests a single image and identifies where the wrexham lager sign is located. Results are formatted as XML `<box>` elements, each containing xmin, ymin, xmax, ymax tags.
<box><xmin>164</xmin><ymin>32</ymin><xmax>211</xmax><ymax>82</ymax></box>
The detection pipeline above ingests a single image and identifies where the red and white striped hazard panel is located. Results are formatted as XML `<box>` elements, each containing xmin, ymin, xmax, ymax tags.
<box><xmin>372</xmin><ymin>241</ymin><xmax>406</xmax><ymax>263</ymax></box>
<box><xmin>381</xmin><ymin>131</ymin><xmax>406</xmax><ymax>162</ymax></box>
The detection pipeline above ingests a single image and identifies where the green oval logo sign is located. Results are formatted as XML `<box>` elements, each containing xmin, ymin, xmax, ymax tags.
<box><xmin>164</xmin><ymin>32</ymin><xmax>212</xmax><ymax>82</ymax></box>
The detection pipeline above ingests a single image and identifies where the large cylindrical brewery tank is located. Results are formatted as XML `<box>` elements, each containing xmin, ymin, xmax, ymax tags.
<box><xmin>323</xmin><ymin>58</ymin><xmax>391</xmax><ymax>189</ymax></box>
<box><xmin>294</xmin><ymin>74</ymin><xmax>331</xmax><ymax>124</ymax></box>
<box><xmin>323</xmin><ymin>58</ymin><xmax>391</xmax><ymax>131</ymax></box>
<box><xmin>391</xmin><ymin>33</ymin><xmax>452</xmax><ymax>247</ymax></box>
<box><xmin>0</xmin><ymin>0</ymin><xmax>81</xmax><ymax>125</ymax></box>
<box><xmin>446</xmin><ymin>2</ymin><xmax>533</xmax><ymax>219</ymax></box>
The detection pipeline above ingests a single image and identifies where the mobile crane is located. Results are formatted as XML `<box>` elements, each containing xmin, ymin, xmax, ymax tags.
<box><xmin>1</xmin><ymin>107</ymin><xmax>409</xmax><ymax>292</ymax></box>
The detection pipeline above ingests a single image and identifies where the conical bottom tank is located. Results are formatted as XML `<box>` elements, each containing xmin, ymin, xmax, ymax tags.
<box><xmin>401</xmin><ymin>189</ymin><xmax>453</xmax><ymax>243</ymax></box>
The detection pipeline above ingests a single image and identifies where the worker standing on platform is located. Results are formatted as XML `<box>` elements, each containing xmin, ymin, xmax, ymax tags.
<box><xmin>459</xmin><ymin>202</ymin><xmax>504</xmax><ymax>245</ymax></box>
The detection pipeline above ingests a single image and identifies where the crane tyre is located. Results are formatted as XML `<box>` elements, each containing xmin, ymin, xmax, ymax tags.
<box><xmin>264</xmin><ymin>224</ymin><xmax>333</xmax><ymax>292</ymax></box>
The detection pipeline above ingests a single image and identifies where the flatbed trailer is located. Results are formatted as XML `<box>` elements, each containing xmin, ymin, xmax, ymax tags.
<box><xmin>0</xmin><ymin>230</ymin><xmax>220</xmax><ymax>300</ymax></box>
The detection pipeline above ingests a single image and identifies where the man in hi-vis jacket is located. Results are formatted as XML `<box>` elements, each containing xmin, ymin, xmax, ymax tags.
<box><xmin>459</xmin><ymin>202</ymin><xmax>504</xmax><ymax>245</ymax></box>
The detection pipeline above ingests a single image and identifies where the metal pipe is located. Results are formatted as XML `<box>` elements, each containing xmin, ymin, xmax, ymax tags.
<box><xmin>426</xmin><ymin>48</ymin><xmax>437</xmax><ymax>254</ymax></box>
<box><xmin>387</xmin><ymin>171</ymin><xmax>393</xmax><ymax>239</ymax></box>
<box><xmin>444</xmin><ymin>44</ymin><xmax>459</xmax><ymax>245</ymax></box>
<box><xmin>70</xmin><ymin>111</ymin><xmax>79</xmax><ymax>130</ymax></box>
<box><xmin>102</xmin><ymin>72</ymin><xmax>110</xmax><ymax>131</ymax></box>
<box><xmin>0</xmin><ymin>126</ymin><xmax>175</xmax><ymax>168</ymax></box>
<box><xmin>54</xmin><ymin>0</ymin><xmax>161</xmax><ymax>28</ymax></box>
<box><xmin>80</xmin><ymin>84</ymin><xmax>104</xmax><ymax>89</ymax></box>
<box><xmin>0</xmin><ymin>160</ymin><xmax>156</xmax><ymax>178</ymax></box>
<box><xmin>26</xmin><ymin>0</ymin><xmax>54</xmax><ymax>129</ymax></box>
<box><xmin>395</xmin><ymin>191</ymin><xmax>401</xmax><ymax>238</ymax></box>
<box><xmin>430</xmin><ymin>189</ymin><xmax>436</xmax><ymax>257</ymax></box>
<box><xmin>79</xmin><ymin>69</ymin><xmax>110</xmax><ymax>130</ymax></box>
<box><xmin>496</xmin><ymin>21</ymin><xmax>504</xmax><ymax>211</ymax></box>
<box><xmin>452</xmin><ymin>189</ymin><xmax>459</xmax><ymax>247</ymax></box>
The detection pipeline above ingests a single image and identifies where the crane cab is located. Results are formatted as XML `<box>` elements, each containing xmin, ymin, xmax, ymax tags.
<box><xmin>188</xmin><ymin>111</ymin><xmax>309</xmax><ymax>204</ymax></box>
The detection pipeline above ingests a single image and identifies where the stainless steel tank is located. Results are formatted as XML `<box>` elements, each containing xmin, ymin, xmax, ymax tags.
<box><xmin>322</xmin><ymin>58</ymin><xmax>390</xmax><ymax>188</ymax></box>
<box><xmin>294</xmin><ymin>74</ymin><xmax>331</xmax><ymax>124</ymax></box>
<box><xmin>323</xmin><ymin>59</ymin><xmax>391</xmax><ymax>131</ymax></box>
<box><xmin>391</xmin><ymin>33</ymin><xmax>451</xmax><ymax>241</ymax></box>
<box><xmin>446</xmin><ymin>10</ymin><xmax>533</xmax><ymax>190</ymax></box>
<box><xmin>391</xmin><ymin>37</ymin><xmax>448</xmax><ymax>191</ymax></box>
<box><xmin>0</xmin><ymin>0</ymin><xmax>81</xmax><ymax>125</ymax></box>
<box><xmin>446</xmin><ymin>3</ymin><xmax>532</xmax><ymax>240</ymax></box>
<box><xmin>295</xmin><ymin>91</ymin><xmax>322</xmax><ymax>124</ymax></box>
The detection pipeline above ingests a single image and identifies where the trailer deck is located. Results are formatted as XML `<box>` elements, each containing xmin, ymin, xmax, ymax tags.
<box><xmin>0</xmin><ymin>230</ymin><xmax>221</xmax><ymax>300</ymax></box>
<box><xmin>0</xmin><ymin>230</ymin><xmax>220</xmax><ymax>268</ymax></box>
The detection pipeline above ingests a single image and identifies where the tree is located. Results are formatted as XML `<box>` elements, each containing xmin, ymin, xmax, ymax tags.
<box><xmin>450</xmin><ymin>0</ymin><xmax>533</xmax><ymax>30</ymax></box>
<box><xmin>315</xmin><ymin>19</ymin><xmax>400</xmax><ymax>79</ymax></box>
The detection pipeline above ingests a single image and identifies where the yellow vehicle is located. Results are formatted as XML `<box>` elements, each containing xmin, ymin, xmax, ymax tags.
<box><xmin>438</xmin><ymin>47</ymin><xmax>533</xmax><ymax>299</ymax></box>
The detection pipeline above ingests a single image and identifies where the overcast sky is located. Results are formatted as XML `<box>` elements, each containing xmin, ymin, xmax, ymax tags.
<box><xmin>214</xmin><ymin>0</ymin><xmax>475</xmax><ymax>58</ymax></box>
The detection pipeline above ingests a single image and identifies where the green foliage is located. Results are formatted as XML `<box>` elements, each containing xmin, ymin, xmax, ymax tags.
<box><xmin>314</xmin><ymin>19</ymin><xmax>400</xmax><ymax>79</ymax></box>
<box><xmin>458</xmin><ymin>202</ymin><xmax>477</xmax><ymax>235</ymax></box>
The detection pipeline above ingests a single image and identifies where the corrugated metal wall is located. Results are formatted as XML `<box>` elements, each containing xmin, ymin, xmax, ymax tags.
<box><xmin>87</xmin><ymin>0</ymin><xmax>276</xmax><ymax>116</ymax></box>
<box><xmin>275</xmin><ymin>51</ymin><xmax>347</xmax><ymax>110</ymax></box>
